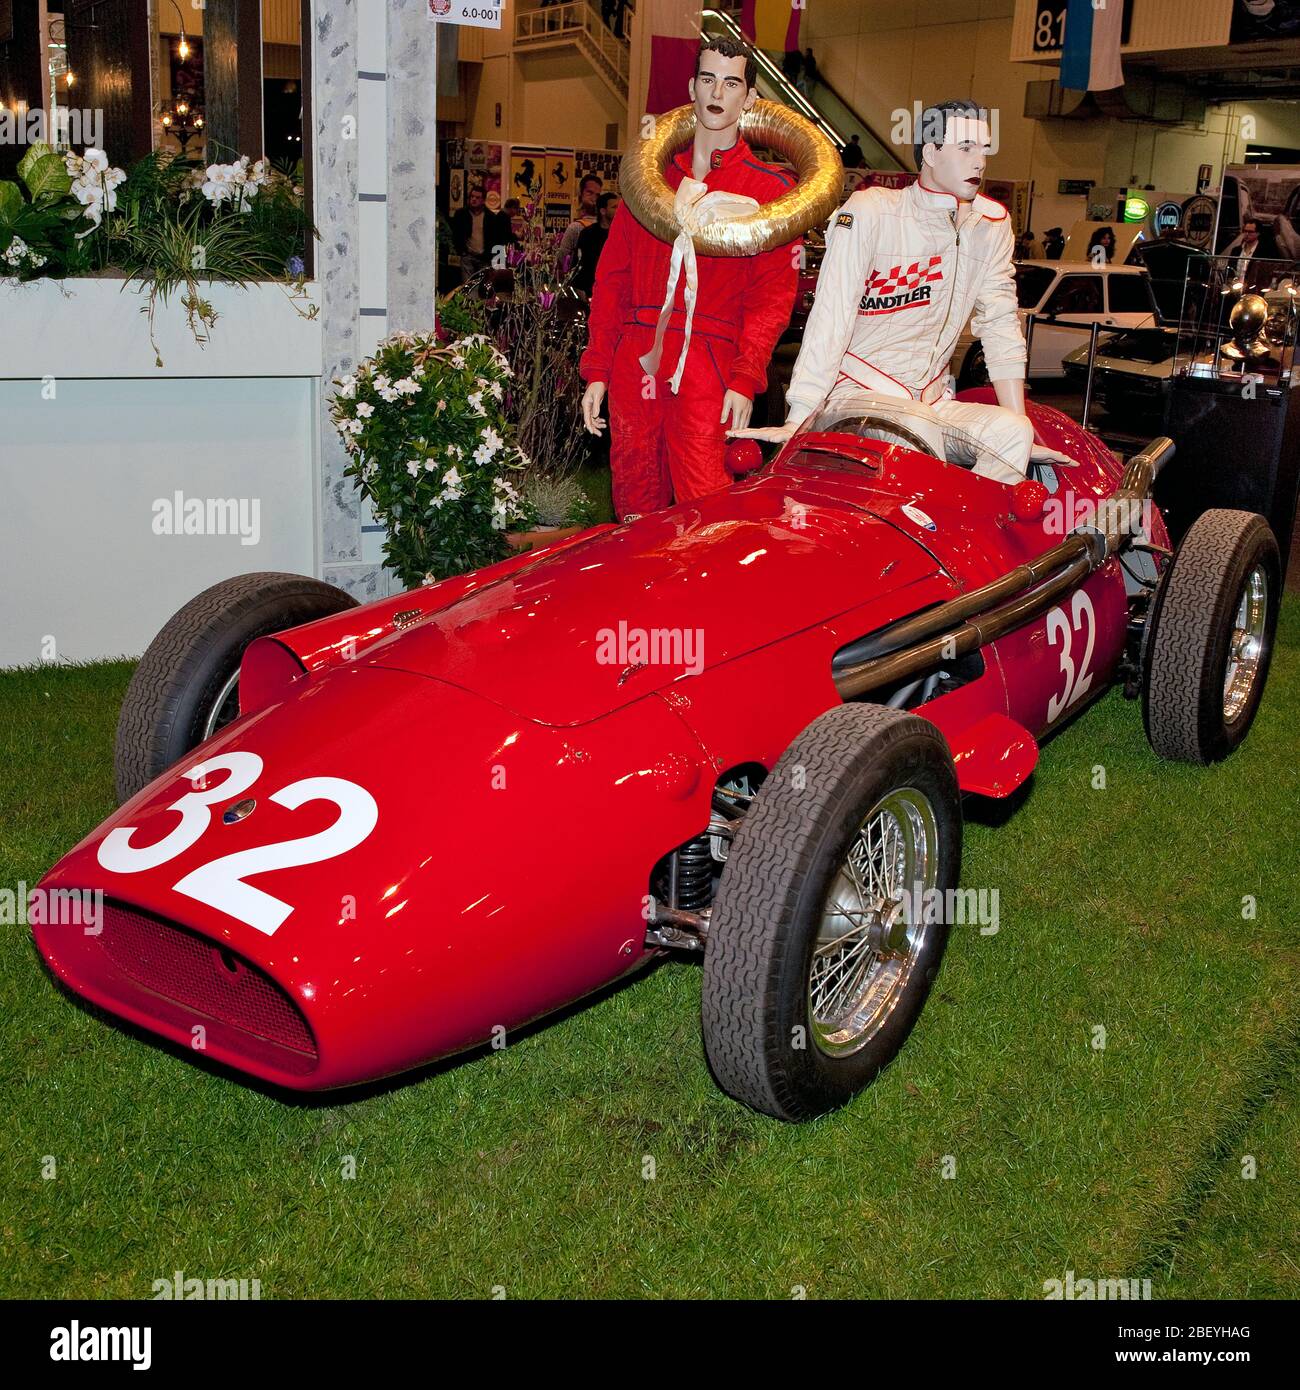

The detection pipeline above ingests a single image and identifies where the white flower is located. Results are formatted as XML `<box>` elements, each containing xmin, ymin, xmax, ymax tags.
<box><xmin>442</xmin><ymin>466</ymin><xmax>462</xmax><ymax>490</ymax></box>
<box><xmin>481</xmin><ymin>426</ymin><xmax>503</xmax><ymax>456</ymax></box>
<box><xmin>466</xmin><ymin>390</ymin><xmax>486</xmax><ymax>416</ymax></box>
<box><xmin>373</xmin><ymin>374</ymin><xmax>390</xmax><ymax>390</ymax></box>
<box><xmin>487</xmin><ymin>380</ymin><xmax>504</xmax><ymax>401</ymax></box>
<box><xmin>406</xmin><ymin>460</ymin><xmax>420</xmax><ymax>477</ymax></box>
<box><xmin>82</xmin><ymin>148</ymin><xmax>109</xmax><ymax>174</ymax></box>
<box><xmin>342</xmin><ymin>417</ymin><xmax>364</xmax><ymax>436</ymax></box>
<box><xmin>394</xmin><ymin>377</ymin><xmax>420</xmax><ymax>396</ymax></box>
<box><xmin>336</xmin><ymin>375</ymin><xmax>357</xmax><ymax>399</ymax></box>
<box><xmin>354</xmin><ymin>401</ymin><xmax>375</xmax><ymax>418</ymax></box>
<box><xmin>423</xmin><ymin>458</ymin><xmax>438</xmax><ymax>472</ymax></box>
<box><xmin>447</xmin><ymin>443</ymin><xmax>463</xmax><ymax>459</ymax></box>
<box><xmin>450</xmin><ymin>354</ymin><xmax>466</xmax><ymax>370</ymax></box>
<box><xmin>436</xmin><ymin>399</ymin><xmax>447</xmax><ymax>413</ymax></box>
<box><xmin>378</xmin><ymin>384</ymin><xmax>400</xmax><ymax>402</ymax></box>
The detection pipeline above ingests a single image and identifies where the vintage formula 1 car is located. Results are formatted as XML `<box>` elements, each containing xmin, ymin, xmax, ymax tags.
<box><xmin>33</xmin><ymin>389</ymin><xmax>1280</xmax><ymax>1120</ymax></box>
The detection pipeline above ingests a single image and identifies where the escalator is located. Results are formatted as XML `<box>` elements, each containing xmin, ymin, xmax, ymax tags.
<box><xmin>700</xmin><ymin>7</ymin><xmax>904</xmax><ymax>171</ymax></box>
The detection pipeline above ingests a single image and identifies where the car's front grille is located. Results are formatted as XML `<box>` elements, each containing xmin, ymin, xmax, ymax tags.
<box><xmin>97</xmin><ymin>902</ymin><xmax>317</xmax><ymax>1070</ymax></box>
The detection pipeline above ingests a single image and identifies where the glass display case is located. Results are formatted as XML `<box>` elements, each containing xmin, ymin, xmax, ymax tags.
<box><xmin>1170</xmin><ymin>254</ymin><xmax>1300</xmax><ymax>389</ymax></box>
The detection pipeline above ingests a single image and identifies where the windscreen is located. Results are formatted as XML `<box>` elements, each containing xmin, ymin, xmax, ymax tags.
<box><xmin>795</xmin><ymin>392</ymin><xmax>1024</xmax><ymax>483</ymax></box>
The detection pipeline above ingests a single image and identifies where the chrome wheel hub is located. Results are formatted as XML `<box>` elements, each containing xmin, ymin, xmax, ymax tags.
<box><xmin>1223</xmin><ymin>565</ymin><xmax>1268</xmax><ymax>723</ymax></box>
<box><xmin>808</xmin><ymin>787</ymin><xmax>938</xmax><ymax>1058</ymax></box>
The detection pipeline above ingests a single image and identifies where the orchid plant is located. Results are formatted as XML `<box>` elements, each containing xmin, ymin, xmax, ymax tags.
<box><xmin>330</xmin><ymin>330</ymin><xmax>536</xmax><ymax>585</ymax></box>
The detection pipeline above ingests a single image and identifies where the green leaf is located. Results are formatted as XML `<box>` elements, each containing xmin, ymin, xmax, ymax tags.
<box><xmin>23</xmin><ymin>152</ymin><xmax>72</xmax><ymax>204</ymax></box>
<box><xmin>0</xmin><ymin>181</ymin><xmax>22</xmax><ymax>222</ymax></box>
<box><xmin>16</xmin><ymin>141</ymin><xmax>53</xmax><ymax>184</ymax></box>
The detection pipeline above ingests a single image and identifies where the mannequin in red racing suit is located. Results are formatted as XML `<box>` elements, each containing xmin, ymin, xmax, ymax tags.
<box><xmin>579</xmin><ymin>40</ymin><xmax>799</xmax><ymax>519</ymax></box>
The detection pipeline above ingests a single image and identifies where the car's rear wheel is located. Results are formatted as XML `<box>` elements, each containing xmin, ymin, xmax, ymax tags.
<box><xmin>115</xmin><ymin>573</ymin><xmax>358</xmax><ymax>803</ymax></box>
<box><xmin>1142</xmin><ymin>509</ymin><xmax>1279</xmax><ymax>764</ymax></box>
<box><xmin>701</xmin><ymin>704</ymin><xmax>961</xmax><ymax>1121</ymax></box>
<box><xmin>957</xmin><ymin>345</ymin><xmax>989</xmax><ymax>390</ymax></box>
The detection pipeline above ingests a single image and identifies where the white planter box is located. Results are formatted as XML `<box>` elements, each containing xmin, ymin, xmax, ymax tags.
<box><xmin>0</xmin><ymin>276</ymin><xmax>322</xmax><ymax>380</ymax></box>
<box><xmin>0</xmin><ymin>277</ymin><xmax>324</xmax><ymax>667</ymax></box>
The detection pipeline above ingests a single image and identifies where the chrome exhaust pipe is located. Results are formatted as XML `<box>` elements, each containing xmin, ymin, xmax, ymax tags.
<box><xmin>832</xmin><ymin>436</ymin><xmax>1175</xmax><ymax>701</ymax></box>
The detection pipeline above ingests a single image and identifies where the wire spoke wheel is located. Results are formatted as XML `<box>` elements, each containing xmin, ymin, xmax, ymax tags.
<box><xmin>1223</xmin><ymin>564</ymin><xmax>1268</xmax><ymax>722</ymax></box>
<box><xmin>809</xmin><ymin>788</ymin><xmax>938</xmax><ymax>1056</ymax></box>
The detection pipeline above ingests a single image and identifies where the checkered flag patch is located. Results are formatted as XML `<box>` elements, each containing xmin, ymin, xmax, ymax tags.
<box><xmin>864</xmin><ymin>255</ymin><xmax>944</xmax><ymax>295</ymax></box>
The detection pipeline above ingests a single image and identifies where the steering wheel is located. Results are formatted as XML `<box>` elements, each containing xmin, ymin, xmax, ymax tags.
<box><xmin>826</xmin><ymin>414</ymin><xmax>943</xmax><ymax>461</ymax></box>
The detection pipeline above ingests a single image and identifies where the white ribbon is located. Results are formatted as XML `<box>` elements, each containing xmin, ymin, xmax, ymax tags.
<box><xmin>638</xmin><ymin>177</ymin><xmax>761</xmax><ymax>394</ymax></box>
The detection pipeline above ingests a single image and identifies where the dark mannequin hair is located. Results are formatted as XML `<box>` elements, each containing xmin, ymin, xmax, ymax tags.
<box><xmin>914</xmin><ymin>98</ymin><xmax>982</xmax><ymax>173</ymax></box>
<box><xmin>696</xmin><ymin>36</ymin><xmax>757</xmax><ymax>90</ymax></box>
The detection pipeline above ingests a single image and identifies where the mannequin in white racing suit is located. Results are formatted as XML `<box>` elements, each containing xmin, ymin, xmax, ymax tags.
<box><xmin>732</xmin><ymin>101</ymin><xmax>1052</xmax><ymax>485</ymax></box>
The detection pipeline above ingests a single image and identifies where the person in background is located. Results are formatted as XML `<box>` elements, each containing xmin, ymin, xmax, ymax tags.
<box><xmin>1222</xmin><ymin>217</ymin><xmax>1262</xmax><ymax>281</ymax></box>
<box><xmin>799</xmin><ymin>47</ymin><xmax>819</xmax><ymax>97</ymax></box>
<box><xmin>574</xmin><ymin>191</ymin><xmax>621</xmax><ymax>297</ymax></box>
<box><xmin>782</xmin><ymin>46</ymin><xmax>803</xmax><ymax>87</ymax></box>
<box><xmin>1043</xmin><ymin>226</ymin><xmax>1065</xmax><ymax>259</ymax></box>
<box><xmin>840</xmin><ymin>133</ymin><xmax>865</xmax><ymax>169</ymax></box>
<box><xmin>1017</xmin><ymin>229</ymin><xmax>1040</xmax><ymax>260</ymax></box>
<box><xmin>451</xmin><ymin>184</ymin><xmax>513</xmax><ymax>283</ymax></box>
<box><xmin>557</xmin><ymin>173</ymin><xmax>603</xmax><ymax>269</ymax></box>
<box><xmin>504</xmin><ymin>197</ymin><xmax>525</xmax><ymax>241</ymax></box>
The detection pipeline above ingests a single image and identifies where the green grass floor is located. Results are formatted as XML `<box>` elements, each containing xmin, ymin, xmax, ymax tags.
<box><xmin>2</xmin><ymin>608</ymin><xmax>1298</xmax><ymax>1299</ymax></box>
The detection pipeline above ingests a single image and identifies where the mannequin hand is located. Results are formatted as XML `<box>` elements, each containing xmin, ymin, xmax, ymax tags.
<box><xmin>1029</xmin><ymin>441</ymin><xmax>1078</xmax><ymax>466</ymax></box>
<box><xmin>720</xmin><ymin>390</ymin><xmax>753</xmax><ymax>431</ymax></box>
<box><xmin>581</xmin><ymin>381</ymin><xmax>607</xmax><ymax>435</ymax></box>
<box><xmin>726</xmin><ymin>420</ymin><xmax>797</xmax><ymax>444</ymax></box>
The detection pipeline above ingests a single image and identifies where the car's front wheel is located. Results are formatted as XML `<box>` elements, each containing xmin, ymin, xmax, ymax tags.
<box><xmin>1142</xmin><ymin>509</ymin><xmax>1279</xmax><ymax>763</ymax></box>
<box><xmin>701</xmin><ymin>704</ymin><xmax>962</xmax><ymax>1121</ymax></box>
<box><xmin>114</xmin><ymin>573</ymin><xmax>358</xmax><ymax>803</ymax></box>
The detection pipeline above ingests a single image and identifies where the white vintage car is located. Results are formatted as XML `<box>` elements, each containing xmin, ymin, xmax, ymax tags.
<box><xmin>954</xmin><ymin>262</ymin><xmax>1160</xmax><ymax>387</ymax></box>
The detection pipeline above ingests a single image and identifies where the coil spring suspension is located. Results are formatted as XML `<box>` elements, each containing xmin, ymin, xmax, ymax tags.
<box><xmin>674</xmin><ymin>834</ymin><xmax>714</xmax><ymax>912</ymax></box>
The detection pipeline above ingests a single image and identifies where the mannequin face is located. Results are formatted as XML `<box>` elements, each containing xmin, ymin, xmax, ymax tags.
<box><xmin>922</xmin><ymin>115</ymin><xmax>991</xmax><ymax>201</ymax></box>
<box><xmin>689</xmin><ymin>51</ymin><xmax>755</xmax><ymax>134</ymax></box>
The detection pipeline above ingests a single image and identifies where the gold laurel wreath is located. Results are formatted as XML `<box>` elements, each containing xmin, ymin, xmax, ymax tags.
<box><xmin>618</xmin><ymin>100</ymin><xmax>844</xmax><ymax>255</ymax></box>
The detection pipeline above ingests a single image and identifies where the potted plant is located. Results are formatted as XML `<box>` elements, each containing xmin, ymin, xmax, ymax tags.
<box><xmin>330</xmin><ymin>329</ymin><xmax>535</xmax><ymax>587</ymax></box>
<box><xmin>507</xmin><ymin>473</ymin><xmax>599</xmax><ymax>551</ymax></box>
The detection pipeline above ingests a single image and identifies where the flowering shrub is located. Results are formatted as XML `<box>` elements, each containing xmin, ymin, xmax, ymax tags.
<box><xmin>330</xmin><ymin>331</ymin><xmax>535</xmax><ymax>586</ymax></box>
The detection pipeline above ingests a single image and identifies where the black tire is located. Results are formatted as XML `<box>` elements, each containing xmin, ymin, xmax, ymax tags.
<box><xmin>701</xmin><ymin>704</ymin><xmax>962</xmax><ymax>1121</ymax></box>
<box><xmin>1142</xmin><ymin>509</ymin><xmax>1279</xmax><ymax>764</ymax></box>
<box><xmin>115</xmin><ymin>573</ymin><xmax>358</xmax><ymax>803</ymax></box>
<box><xmin>957</xmin><ymin>345</ymin><xmax>989</xmax><ymax>391</ymax></box>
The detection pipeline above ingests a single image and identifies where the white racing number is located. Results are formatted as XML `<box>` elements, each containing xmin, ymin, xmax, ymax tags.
<box><xmin>1045</xmin><ymin>589</ymin><xmax>1097</xmax><ymax>723</ymax></box>
<box><xmin>96</xmin><ymin>754</ymin><xmax>378</xmax><ymax>935</ymax></box>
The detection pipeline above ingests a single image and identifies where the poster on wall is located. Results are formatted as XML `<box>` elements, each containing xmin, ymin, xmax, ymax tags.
<box><xmin>984</xmin><ymin>178</ymin><xmax>1033</xmax><ymax>237</ymax></box>
<box><xmin>545</xmin><ymin>148</ymin><xmax>576</xmax><ymax>234</ymax></box>
<box><xmin>508</xmin><ymin>146</ymin><xmax>545</xmax><ymax>208</ymax></box>
<box><xmin>1216</xmin><ymin>164</ymin><xmax>1300</xmax><ymax>259</ymax></box>
<box><xmin>448</xmin><ymin>166</ymin><xmax>464</xmax><ymax>214</ymax></box>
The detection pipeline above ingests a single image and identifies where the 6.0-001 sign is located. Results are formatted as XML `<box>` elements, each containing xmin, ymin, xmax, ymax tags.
<box><xmin>428</xmin><ymin>0</ymin><xmax>503</xmax><ymax>28</ymax></box>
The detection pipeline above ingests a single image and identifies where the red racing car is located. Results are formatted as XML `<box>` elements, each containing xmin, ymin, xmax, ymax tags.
<box><xmin>33</xmin><ymin>389</ymin><xmax>1280</xmax><ymax>1120</ymax></box>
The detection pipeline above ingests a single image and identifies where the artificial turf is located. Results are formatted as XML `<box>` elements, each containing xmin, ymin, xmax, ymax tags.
<box><xmin>1</xmin><ymin>608</ymin><xmax>1297</xmax><ymax>1300</ymax></box>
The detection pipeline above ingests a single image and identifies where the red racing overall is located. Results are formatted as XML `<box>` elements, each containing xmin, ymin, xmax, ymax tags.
<box><xmin>579</xmin><ymin>136</ymin><xmax>799</xmax><ymax>517</ymax></box>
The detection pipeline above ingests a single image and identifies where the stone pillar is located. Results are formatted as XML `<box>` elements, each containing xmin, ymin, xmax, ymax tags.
<box><xmin>310</xmin><ymin>0</ymin><xmax>437</xmax><ymax>601</ymax></box>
